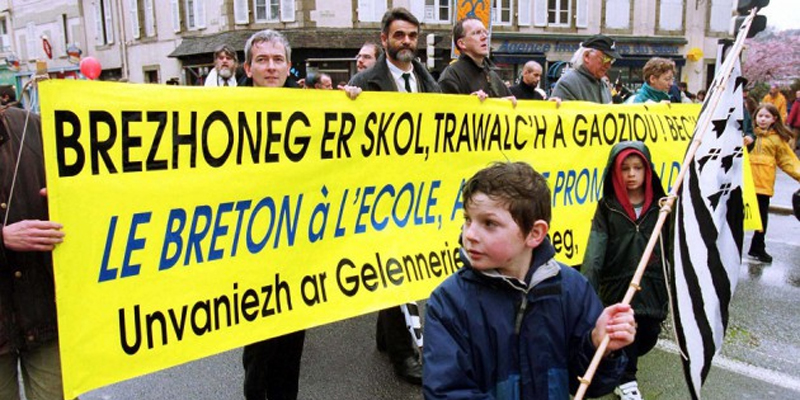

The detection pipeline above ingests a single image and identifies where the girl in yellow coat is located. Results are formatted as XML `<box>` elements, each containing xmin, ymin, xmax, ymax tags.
<box><xmin>748</xmin><ymin>103</ymin><xmax>800</xmax><ymax>263</ymax></box>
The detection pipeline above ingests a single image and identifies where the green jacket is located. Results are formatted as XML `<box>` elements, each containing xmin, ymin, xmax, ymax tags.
<box><xmin>631</xmin><ymin>82</ymin><xmax>669</xmax><ymax>104</ymax></box>
<box><xmin>581</xmin><ymin>141</ymin><xmax>671</xmax><ymax>319</ymax></box>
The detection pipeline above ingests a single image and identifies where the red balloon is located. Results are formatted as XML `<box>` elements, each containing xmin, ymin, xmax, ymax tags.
<box><xmin>80</xmin><ymin>57</ymin><xmax>102</xmax><ymax>80</ymax></box>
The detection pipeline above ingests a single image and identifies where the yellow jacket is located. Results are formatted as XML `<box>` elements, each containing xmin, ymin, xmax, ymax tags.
<box><xmin>749</xmin><ymin>127</ymin><xmax>800</xmax><ymax>196</ymax></box>
<box><xmin>762</xmin><ymin>92</ymin><xmax>788</xmax><ymax>122</ymax></box>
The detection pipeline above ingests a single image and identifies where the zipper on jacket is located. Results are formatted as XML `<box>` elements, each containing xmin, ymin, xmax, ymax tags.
<box><xmin>604</xmin><ymin>200</ymin><xmax>657</xmax><ymax>234</ymax></box>
<box><xmin>514</xmin><ymin>295</ymin><xmax>528</xmax><ymax>335</ymax></box>
<box><xmin>515</xmin><ymin>293</ymin><xmax>528</xmax><ymax>400</ymax></box>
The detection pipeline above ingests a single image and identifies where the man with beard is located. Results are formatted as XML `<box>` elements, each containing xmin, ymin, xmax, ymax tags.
<box><xmin>204</xmin><ymin>44</ymin><xmax>238</xmax><ymax>87</ymax></box>
<box><xmin>239</xmin><ymin>29</ymin><xmax>304</xmax><ymax>400</ymax></box>
<box><xmin>551</xmin><ymin>35</ymin><xmax>620</xmax><ymax>104</ymax></box>
<box><xmin>348</xmin><ymin>8</ymin><xmax>439</xmax><ymax>95</ymax></box>
<box><xmin>356</xmin><ymin>41</ymin><xmax>381</xmax><ymax>73</ymax></box>
<box><xmin>346</xmin><ymin>7</ymin><xmax>439</xmax><ymax>385</ymax></box>
<box><xmin>510</xmin><ymin>60</ymin><xmax>547</xmax><ymax>101</ymax></box>
<box><xmin>438</xmin><ymin>18</ymin><xmax>514</xmax><ymax>103</ymax></box>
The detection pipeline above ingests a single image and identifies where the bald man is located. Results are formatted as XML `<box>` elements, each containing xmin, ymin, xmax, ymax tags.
<box><xmin>510</xmin><ymin>61</ymin><xmax>546</xmax><ymax>100</ymax></box>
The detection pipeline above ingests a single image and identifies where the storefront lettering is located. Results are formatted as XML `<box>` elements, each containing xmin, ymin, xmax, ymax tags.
<box><xmin>496</xmin><ymin>41</ymin><xmax>552</xmax><ymax>54</ymax></box>
<box><xmin>554</xmin><ymin>43</ymin><xmax>579</xmax><ymax>53</ymax></box>
<box><xmin>495</xmin><ymin>40</ymin><xmax>680</xmax><ymax>56</ymax></box>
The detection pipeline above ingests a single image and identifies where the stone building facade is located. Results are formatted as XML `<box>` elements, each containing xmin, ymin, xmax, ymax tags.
<box><xmin>0</xmin><ymin>1</ymin><xmax>738</xmax><ymax>94</ymax></box>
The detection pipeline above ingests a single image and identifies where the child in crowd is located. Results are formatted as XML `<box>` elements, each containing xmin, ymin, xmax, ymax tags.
<box><xmin>423</xmin><ymin>162</ymin><xmax>635</xmax><ymax>399</ymax></box>
<box><xmin>747</xmin><ymin>103</ymin><xmax>800</xmax><ymax>263</ymax></box>
<box><xmin>582</xmin><ymin>141</ymin><xmax>670</xmax><ymax>400</ymax></box>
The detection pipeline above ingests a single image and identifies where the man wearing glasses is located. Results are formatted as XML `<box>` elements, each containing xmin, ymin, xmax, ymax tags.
<box><xmin>438</xmin><ymin>18</ymin><xmax>514</xmax><ymax>103</ymax></box>
<box><xmin>346</xmin><ymin>8</ymin><xmax>440</xmax><ymax>385</ymax></box>
<box><xmin>552</xmin><ymin>35</ymin><xmax>620</xmax><ymax>104</ymax></box>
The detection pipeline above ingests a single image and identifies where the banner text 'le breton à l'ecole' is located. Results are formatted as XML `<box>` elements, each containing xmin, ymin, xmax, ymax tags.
<box><xmin>40</xmin><ymin>80</ymin><xmax>706</xmax><ymax>398</ymax></box>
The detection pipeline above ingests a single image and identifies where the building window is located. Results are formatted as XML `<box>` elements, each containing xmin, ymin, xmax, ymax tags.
<box><xmin>605</xmin><ymin>0</ymin><xmax>630</xmax><ymax>30</ymax></box>
<box><xmin>709</xmin><ymin>0</ymin><xmax>733</xmax><ymax>33</ymax></box>
<box><xmin>129</xmin><ymin>0</ymin><xmax>156</xmax><ymax>39</ymax></box>
<box><xmin>171</xmin><ymin>0</ymin><xmax>180</xmax><ymax>32</ymax></box>
<box><xmin>658</xmin><ymin>0</ymin><xmax>683</xmax><ymax>31</ymax></box>
<box><xmin>254</xmin><ymin>0</ymin><xmax>280</xmax><ymax>22</ymax></box>
<box><xmin>24</xmin><ymin>22</ymin><xmax>37</xmax><ymax>60</ymax></box>
<box><xmin>234</xmin><ymin>0</ymin><xmax>295</xmax><ymax>24</ymax></box>
<box><xmin>234</xmin><ymin>0</ymin><xmax>249</xmax><ymax>24</ymax></box>
<box><xmin>184</xmin><ymin>0</ymin><xmax>206</xmax><ymax>30</ymax></box>
<box><xmin>358</xmin><ymin>0</ymin><xmax>387</xmax><ymax>23</ymax></box>
<box><xmin>144</xmin><ymin>68</ymin><xmax>160</xmax><ymax>84</ymax></box>
<box><xmin>548</xmin><ymin>0</ymin><xmax>570</xmax><ymax>26</ymax></box>
<box><xmin>144</xmin><ymin>0</ymin><xmax>156</xmax><ymax>37</ymax></box>
<box><xmin>95</xmin><ymin>0</ymin><xmax>114</xmax><ymax>45</ymax></box>
<box><xmin>425</xmin><ymin>0</ymin><xmax>450</xmax><ymax>23</ymax></box>
<box><xmin>0</xmin><ymin>17</ymin><xmax>10</xmax><ymax>52</ymax></box>
<box><xmin>493</xmin><ymin>0</ymin><xmax>513</xmax><ymax>26</ymax></box>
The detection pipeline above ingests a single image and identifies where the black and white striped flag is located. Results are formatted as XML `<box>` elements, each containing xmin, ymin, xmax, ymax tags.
<box><xmin>671</xmin><ymin>57</ymin><xmax>746</xmax><ymax>399</ymax></box>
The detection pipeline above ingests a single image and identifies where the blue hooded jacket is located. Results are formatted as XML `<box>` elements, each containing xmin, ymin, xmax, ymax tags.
<box><xmin>423</xmin><ymin>239</ymin><xmax>626</xmax><ymax>399</ymax></box>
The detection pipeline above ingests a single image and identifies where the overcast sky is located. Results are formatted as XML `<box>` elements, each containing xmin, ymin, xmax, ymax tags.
<box><xmin>758</xmin><ymin>0</ymin><xmax>798</xmax><ymax>31</ymax></box>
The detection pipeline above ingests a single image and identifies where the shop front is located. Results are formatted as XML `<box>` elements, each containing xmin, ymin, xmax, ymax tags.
<box><xmin>491</xmin><ymin>34</ymin><xmax>688</xmax><ymax>96</ymax></box>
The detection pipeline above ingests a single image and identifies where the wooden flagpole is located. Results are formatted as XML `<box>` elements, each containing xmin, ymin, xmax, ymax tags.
<box><xmin>573</xmin><ymin>8</ymin><xmax>757</xmax><ymax>400</ymax></box>
<box><xmin>2</xmin><ymin>59</ymin><xmax>49</xmax><ymax>228</ymax></box>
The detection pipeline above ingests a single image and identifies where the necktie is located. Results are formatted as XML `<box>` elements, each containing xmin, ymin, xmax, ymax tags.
<box><xmin>223</xmin><ymin>79</ymin><xmax>229</xmax><ymax>87</ymax></box>
<box><xmin>402</xmin><ymin>72</ymin><xmax>412</xmax><ymax>93</ymax></box>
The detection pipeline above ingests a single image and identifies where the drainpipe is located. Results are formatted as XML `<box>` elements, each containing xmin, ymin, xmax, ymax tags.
<box><xmin>116</xmin><ymin>0</ymin><xmax>129</xmax><ymax>81</ymax></box>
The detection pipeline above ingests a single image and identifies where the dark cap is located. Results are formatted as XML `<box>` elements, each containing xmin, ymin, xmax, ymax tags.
<box><xmin>581</xmin><ymin>35</ymin><xmax>621</xmax><ymax>59</ymax></box>
<box><xmin>214</xmin><ymin>44</ymin><xmax>238</xmax><ymax>62</ymax></box>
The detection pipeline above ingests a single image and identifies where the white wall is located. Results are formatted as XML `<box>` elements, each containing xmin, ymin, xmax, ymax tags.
<box><xmin>311</xmin><ymin>0</ymin><xmax>352</xmax><ymax>27</ymax></box>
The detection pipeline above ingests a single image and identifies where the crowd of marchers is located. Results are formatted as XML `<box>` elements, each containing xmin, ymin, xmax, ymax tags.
<box><xmin>3</xmin><ymin>5</ymin><xmax>800</xmax><ymax>400</ymax></box>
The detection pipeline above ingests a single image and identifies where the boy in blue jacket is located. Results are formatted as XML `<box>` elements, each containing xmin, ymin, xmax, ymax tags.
<box><xmin>423</xmin><ymin>162</ymin><xmax>635</xmax><ymax>399</ymax></box>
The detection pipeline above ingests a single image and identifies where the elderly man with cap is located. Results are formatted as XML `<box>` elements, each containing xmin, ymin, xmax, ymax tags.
<box><xmin>551</xmin><ymin>35</ymin><xmax>620</xmax><ymax>104</ymax></box>
<box><xmin>205</xmin><ymin>44</ymin><xmax>239</xmax><ymax>87</ymax></box>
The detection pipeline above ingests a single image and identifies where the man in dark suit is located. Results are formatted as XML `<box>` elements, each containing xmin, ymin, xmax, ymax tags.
<box><xmin>239</xmin><ymin>29</ymin><xmax>305</xmax><ymax>400</ymax></box>
<box><xmin>348</xmin><ymin>9</ymin><xmax>439</xmax><ymax>94</ymax></box>
<box><xmin>345</xmin><ymin>7</ymin><xmax>440</xmax><ymax>385</ymax></box>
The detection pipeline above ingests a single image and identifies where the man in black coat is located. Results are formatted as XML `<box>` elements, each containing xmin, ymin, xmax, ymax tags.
<box><xmin>239</xmin><ymin>29</ymin><xmax>304</xmax><ymax>400</ymax></box>
<box><xmin>348</xmin><ymin>10</ymin><xmax>439</xmax><ymax>94</ymax></box>
<box><xmin>438</xmin><ymin>17</ymin><xmax>514</xmax><ymax>104</ymax></box>
<box><xmin>510</xmin><ymin>60</ymin><xmax>546</xmax><ymax>100</ymax></box>
<box><xmin>346</xmin><ymin>7</ymin><xmax>439</xmax><ymax>385</ymax></box>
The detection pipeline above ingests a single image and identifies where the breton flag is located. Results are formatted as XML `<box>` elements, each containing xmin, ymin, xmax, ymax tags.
<box><xmin>671</xmin><ymin>55</ymin><xmax>746</xmax><ymax>399</ymax></box>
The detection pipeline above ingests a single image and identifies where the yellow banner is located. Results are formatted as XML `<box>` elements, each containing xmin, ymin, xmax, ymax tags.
<box><xmin>39</xmin><ymin>80</ymin><xmax>752</xmax><ymax>397</ymax></box>
<box><xmin>743</xmin><ymin>149</ymin><xmax>762</xmax><ymax>231</ymax></box>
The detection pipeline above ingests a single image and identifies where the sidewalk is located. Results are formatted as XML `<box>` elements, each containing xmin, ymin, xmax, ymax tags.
<box><xmin>770</xmin><ymin>169</ymin><xmax>797</xmax><ymax>215</ymax></box>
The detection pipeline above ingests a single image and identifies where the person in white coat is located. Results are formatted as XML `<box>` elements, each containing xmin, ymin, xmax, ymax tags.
<box><xmin>204</xmin><ymin>44</ymin><xmax>238</xmax><ymax>87</ymax></box>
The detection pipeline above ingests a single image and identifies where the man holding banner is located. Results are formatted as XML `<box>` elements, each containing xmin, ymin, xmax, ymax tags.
<box><xmin>0</xmin><ymin>108</ymin><xmax>68</xmax><ymax>399</ymax></box>
<box><xmin>510</xmin><ymin>61</ymin><xmax>547</xmax><ymax>101</ymax></box>
<box><xmin>551</xmin><ymin>35</ymin><xmax>619</xmax><ymax>104</ymax></box>
<box><xmin>347</xmin><ymin>7</ymin><xmax>440</xmax><ymax>385</ymax></box>
<box><xmin>438</xmin><ymin>18</ymin><xmax>514</xmax><ymax>103</ymax></box>
<box><xmin>238</xmin><ymin>29</ymin><xmax>306</xmax><ymax>400</ymax></box>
